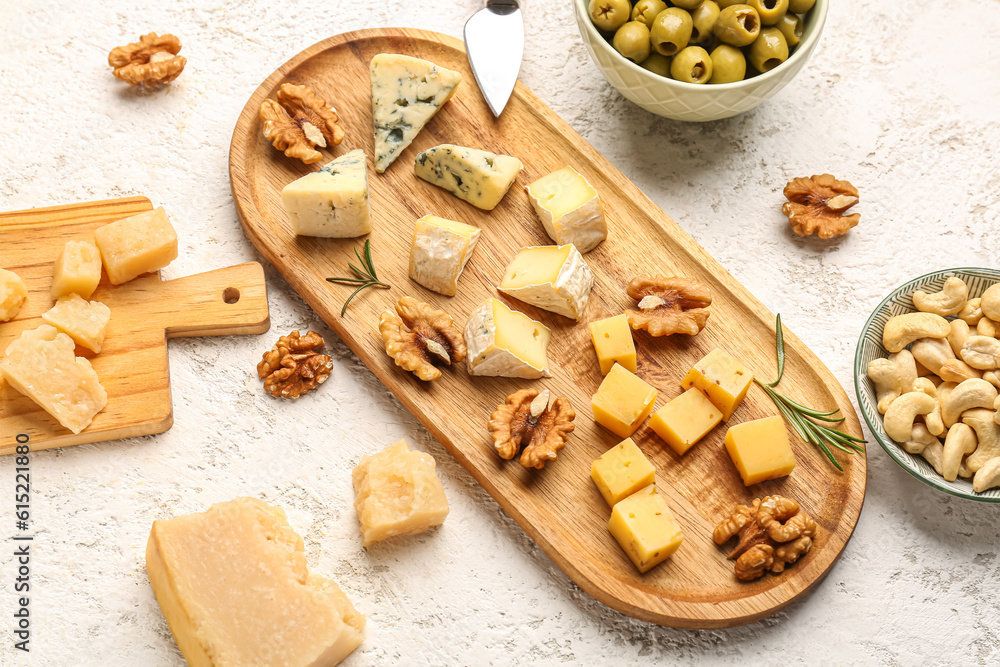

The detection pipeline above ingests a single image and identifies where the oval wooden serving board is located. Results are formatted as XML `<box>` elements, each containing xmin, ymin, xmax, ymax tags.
<box><xmin>229</xmin><ymin>28</ymin><xmax>866</xmax><ymax>628</ymax></box>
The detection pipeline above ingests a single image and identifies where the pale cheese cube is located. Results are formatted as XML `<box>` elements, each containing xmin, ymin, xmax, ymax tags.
<box><xmin>93</xmin><ymin>207</ymin><xmax>178</xmax><ymax>285</ymax></box>
<box><xmin>498</xmin><ymin>244</ymin><xmax>594</xmax><ymax>320</ymax></box>
<box><xmin>0</xmin><ymin>325</ymin><xmax>107</xmax><ymax>434</ymax></box>
<box><xmin>352</xmin><ymin>439</ymin><xmax>449</xmax><ymax>547</ymax></box>
<box><xmin>51</xmin><ymin>240</ymin><xmax>102</xmax><ymax>299</ymax></box>
<box><xmin>414</xmin><ymin>144</ymin><xmax>523</xmax><ymax>211</ymax></box>
<box><xmin>408</xmin><ymin>215</ymin><xmax>480</xmax><ymax>296</ymax></box>
<box><xmin>526</xmin><ymin>166</ymin><xmax>607</xmax><ymax>253</ymax></box>
<box><xmin>0</xmin><ymin>268</ymin><xmax>27</xmax><ymax>322</ymax></box>
<box><xmin>146</xmin><ymin>497</ymin><xmax>365</xmax><ymax>666</ymax></box>
<box><xmin>282</xmin><ymin>149</ymin><xmax>372</xmax><ymax>238</ymax></box>
<box><xmin>41</xmin><ymin>294</ymin><xmax>111</xmax><ymax>353</ymax></box>
<box><xmin>464</xmin><ymin>298</ymin><xmax>552</xmax><ymax>378</ymax></box>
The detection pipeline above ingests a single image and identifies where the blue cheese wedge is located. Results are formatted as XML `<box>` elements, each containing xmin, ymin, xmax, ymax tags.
<box><xmin>498</xmin><ymin>244</ymin><xmax>594</xmax><ymax>320</ymax></box>
<box><xmin>370</xmin><ymin>54</ymin><xmax>462</xmax><ymax>173</ymax></box>
<box><xmin>464</xmin><ymin>298</ymin><xmax>551</xmax><ymax>378</ymax></box>
<box><xmin>414</xmin><ymin>145</ymin><xmax>523</xmax><ymax>211</ymax></box>
<box><xmin>281</xmin><ymin>149</ymin><xmax>371</xmax><ymax>238</ymax></box>
<box><xmin>409</xmin><ymin>216</ymin><xmax>481</xmax><ymax>297</ymax></box>
<box><xmin>526</xmin><ymin>166</ymin><xmax>607</xmax><ymax>253</ymax></box>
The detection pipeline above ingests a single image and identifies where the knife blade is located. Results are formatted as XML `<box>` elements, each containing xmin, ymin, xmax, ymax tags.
<box><xmin>463</xmin><ymin>0</ymin><xmax>524</xmax><ymax>117</ymax></box>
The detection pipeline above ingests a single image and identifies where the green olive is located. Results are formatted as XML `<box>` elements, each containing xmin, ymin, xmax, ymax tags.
<box><xmin>788</xmin><ymin>0</ymin><xmax>815</xmax><ymax>13</ymax></box>
<box><xmin>613</xmin><ymin>21</ymin><xmax>652</xmax><ymax>62</ymax></box>
<box><xmin>708</xmin><ymin>44</ymin><xmax>746</xmax><ymax>82</ymax></box>
<box><xmin>670</xmin><ymin>46</ymin><xmax>713</xmax><ymax>83</ymax></box>
<box><xmin>589</xmin><ymin>0</ymin><xmax>631</xmax><ymax>32</ymax></box>
<box><xmin>650</xmin><ymin>8</ymin><xmax>694</xmax><ymax>56</ymax></box>
<box><xmin>747</xmin><ymin>0</ymin><xmax>788</xmax><ymax>25</ymax></box>
<box><xmin>689</xmin><ymin>1</ymin><xmax>721</xmax><ymax>43</ymax></box>
<box><xmin>713</xmin><ymin>5</ymin><xmax>760</xmax><ymax>47</ymax></box>
<box><xmin>670</xmin><ymin>0</ymin><xmax>703</xmax><ymax>9</ymax></box>
<box><xmin>631</xmin><ymin>0</ymin><xmax>668</xmax><ymax>28</ymax></box>
<box><xmin>775</xmin><ymin>11</ymin><xmax>803</xmax><ymax>47</ymax></box>
<box><xmin>640</xmin><ymin>52</ymin><xmax>672</xmax><ymax>76</ymax></box>
<box><xmin>748</xmin><ymin>27</ymin><xmax>788</xmax><ymax>72</ymax></box>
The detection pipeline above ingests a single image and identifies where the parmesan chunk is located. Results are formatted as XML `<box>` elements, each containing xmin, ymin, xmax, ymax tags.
<box><xmin>0</xmin><ymin>268</ymin><xmax>27</xmax><ymax>322</ymax></box>
<box><xmin>51</xmin><ymin>240</ymin><xmax>102</xmax><ymax>299</ymax></box>
<box><xmin>93</xmin><ymin>207</ymin><xmax>178</xmax><ymax>285</ymax></box>
<box><xmin>41</xmin><ymin>294</ymin><xmax>111</xmax><ymax>353</ymax></box>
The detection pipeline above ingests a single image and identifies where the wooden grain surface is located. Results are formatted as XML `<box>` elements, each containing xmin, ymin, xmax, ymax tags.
<box><xmin>0</xmin><ymin>197</ymin><xmax>271</xmax><ymax>454</ymax></box>
<box><xmin>228</xmin><ymin>28</ymin><xmax>867</xmax><ymax>628</ymax></box>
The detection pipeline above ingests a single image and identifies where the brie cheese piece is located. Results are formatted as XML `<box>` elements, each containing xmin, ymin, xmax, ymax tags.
<box><xmin>464</xmin><ymin>298</ymin><xmax>552</xmax><ymax>378</ymax></box>
<box><xmin>498</xmin><ymin>244</ymin><xmax>594</xmax><ymax>320</ymax></box>
<box><xmin>281</xmin><ymin>149</ymin><xmax>371</xmax><ymax>238</ymax></box>
<box><xmin>370</xmin><ymin>54</ymin><xmax>462</xmax><ymax>173</ymax></box>
<box><xmin>409</xmin><ymin>215</ymin><xmax>481</xmax><ymax>296</ymax></box>
<box><xmin>526</xmin><ymin>166</ymin><xmax>607</xmax><ymax>253</ymax></box>
<box><xmin>414</xmin><ymin>144</ymin><xmax>522</xmax><ymax>211</ymax></box>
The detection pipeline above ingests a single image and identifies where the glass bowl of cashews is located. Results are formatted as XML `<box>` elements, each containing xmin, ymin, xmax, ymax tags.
<box><xmin>855</xmin><ymin>268</ymin><xmax>1000</xmax><ymax>502</ymax></box>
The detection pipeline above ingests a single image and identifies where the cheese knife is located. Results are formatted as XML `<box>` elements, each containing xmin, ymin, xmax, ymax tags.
<box><xmin>463</xmin><ymin>0</ymin><xmax>523</xmax><ymax>117</ymax></box>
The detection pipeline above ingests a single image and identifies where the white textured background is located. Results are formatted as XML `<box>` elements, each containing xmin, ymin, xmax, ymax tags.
<box><xmin>2</xmin><ymin>0</ymin><xmax>1000</xmax><ymax>665</ymax></box>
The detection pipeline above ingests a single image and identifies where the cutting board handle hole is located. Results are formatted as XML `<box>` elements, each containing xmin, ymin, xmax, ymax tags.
<box><xmin>223</xmin><ymin>287</ymin><xmax>241</xmax><ymax>304</ymax></box>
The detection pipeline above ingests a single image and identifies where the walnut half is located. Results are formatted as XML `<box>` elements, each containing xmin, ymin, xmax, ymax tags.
<box><xmin>488</xmin><ymin>389</ymin><xmax>576</xmax><ymax>469</ymax></box>
<box><xmin>257</xmin><ymin>330</ymin><xmax>333</xmax><ymax>399</ymax></box>
<box><xmin>713</xmin><ymin>495</ymin><xmax>817</xmax><ymax>581</ymax></box>
<box><xmin>260</xmin><ymin>83</ymin><xmax>345</xmax><ymax>164</ymax></box>
<box><xmin>108</xmin><ymin>32</ymin><xmax>186</xmax><ymax>86</ymax></box>
<box><xmin>380</xmin><ymin>297</ymin><xmax>466</xmax><ymax>381</ymax></box>
<box><xmin>624</xmin><ymin>275</ymin><xmax>711</xmax><ymax>336</ymax></box>
<box><xmin>782</xmin><ymin>173</ymin><xmax>861</xmax><ymax>239</ymax></box>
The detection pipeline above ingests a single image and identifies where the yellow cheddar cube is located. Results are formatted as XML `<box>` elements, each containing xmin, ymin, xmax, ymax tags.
<box><xmin>591</xmin><ymin>363</ymin><xmax>658</xmax><ymax>438</ymax></box>
<box><xmin>589</xmin><ymin>314</ymin><xmax>637</xmax><ymax>374</ymax></box>
<box><xmin>649</xmin><ymin>388</ymin><xmax>723</xmax><ymax>455</ymax></box>
<box><xmin>41</xmin><ymin>294</ymin><xmax>111</xmax><ymax>353</ymax></box>
<box><xmin>590</xmin><ymin>438</ymin><xmax>655</xmax><ymax>507</ymax></box>
<box><xmin>51</xmin><ymin>240</ymin><xmax>102</xmax><ymax>299</ymax></box>
<box><xmin>681</xmin><ymin>348</ymin><xmax>753</xmax><ymax>421</ymax></box>
<box><xmin>608</xmin><ymin>485</ymin><xmax>684</xmax><ymax>573</ymax></box>
<box><xmin>724</xmin><ymin>415</ymin><xmax>797</xmax><ymax>486</ymax></box>
<box><xmin>93</xmin><ymin>207</ymin><xmax>178</xmax><ymax>285</ymax></box>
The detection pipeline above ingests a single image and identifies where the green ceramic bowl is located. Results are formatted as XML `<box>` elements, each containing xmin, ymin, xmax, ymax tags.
<box><xmin>855</xmin><ymin>267</ymin><xmax>1000</xmax><ymax>503</ymax></box>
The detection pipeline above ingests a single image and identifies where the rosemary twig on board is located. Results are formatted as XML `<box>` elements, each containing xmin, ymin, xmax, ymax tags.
<box><xmin>326</xmin><ymin>239</ymin><xmax>390</xmax><ymax>316</ymax></box>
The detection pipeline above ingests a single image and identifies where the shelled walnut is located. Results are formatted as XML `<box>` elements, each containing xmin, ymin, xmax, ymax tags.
<box><xmin>379</xmin><ymin>297</ymin><xmax>466</xmax><ymax>381</ymax></box>
<box><xmin>713</xmin><ymin>495</ymin><xmax>817</xmax><ymax>581</ymax></box>
<box><xmin>260</xmin><ymin>83</ymin><xmax>344</xmax><ymax>164</ymax></box>
<box><xmin>782</xmin><ymin>174</ymin><xmax>860</xmax><ymax>239</ymax></box>
<box><xmin>108</xmin><ymin>32</ymin><xmax>186</xmax><ymax>86</ymax></box>
<box><xmin>488</xmin><ymin>389</ymin><xmax>575</xmax><ymax>469</ymax></box>
<box><xmin>257</xmin><ymin>330</ymin><xmax>333</xmax><ymax>399</ymax></box>
<box><xmin>624</xmin><ymin>275</ymin><xmax>711</xmax><ymax>336</ymax></box>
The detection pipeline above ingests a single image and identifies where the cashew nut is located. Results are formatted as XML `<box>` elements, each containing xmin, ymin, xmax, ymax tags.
<box><xmin>884</xmin><ymin>392</ymin><xmax>936</xmax><ymax>442</ymax></box>
<box><xmin>912</xmin><ymin>276</ymin><xmax>968</xmax><ymax>316</ymax></box>
<box><xmin>959</xmin><ymin>297</ymin><xmax>983</xmax><ymax>325</ymax></box>
<box><xmin>926</xmin><ymin>382</ymin><xmax>957</xmax><ymax>436</ymax></box>
<box><xmin>961</xmin><ymin>336</ymin><xmax>1000</xmax><ymax>370</ymax></box>
<box><xmin>867</xmin><ymin>350</ymin><xmax>917</xmax><ymax>414</ymax></box>
<box><xmin>911</xmin><ymin>377</ymin><xmax>937</xmax><ymax>397</ymax></box>
<box><xmin>939</xmin><ymin>358</ymin><xmax>982</xmax><ymax>383</ymax></box>
<box><xmin>948</xmin><ymin>319</ymin><xmax>970</xmax><ymax>357</ymax></box>
<box><xmin>978</xmin><ymin>318</ymin><xmax>999</xmax><ymax>338</ymax></box>
<box><xmin>984</xmin><ymin>371</ymin><xmax>1000</xmax><ymax>391</ymax></box>
<box><xmin>882</xmin><ymin>312</ymin><xmax>951</xmax><ymax>353</ymax></box>
<box><xmin>961</xmin><ymin>408</ymin><xmax>1000</xmax><ymax>472</ymax></box>
<box><xmin>941</xmin><ymin>423</ymin><xmax>977</xmax><ymax>482</ymax></box>
<box><xmin>972</xmin><ymin>457</ymin><xmax>1000</xmax><ymax>493</ymax></box>
<box><xmin>942</xmin><ymin>379</ymin><xmax>998</xmax><ymax>428</ymax></box>
<box><xmin>902</xmin><ymin>423</ymin><xmax>939</xmax><ymax>454</ymax></box>
<box><xmin>919</xmin><ymin>440</ymin><xmax>946</xmax><ymax>477</ymax></box>
<box><xmin>994</xmin><ymin>395</ymin><xmax>1000</xmax><ymax>425</ymax></box>
<box><xmin>981</xmin><ymin>284</ymin><xmax>1000</xmax><ymax>321</ymax></box>
<box><xmin>911</xmin><ymin>337</ymin><xmax>956</xmax><ymax>376</ymax></box>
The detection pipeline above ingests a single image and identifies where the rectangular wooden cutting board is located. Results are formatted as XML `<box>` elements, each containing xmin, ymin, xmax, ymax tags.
<box><xmin>228</xmin><ymin>28</ymin><xmax>866</xmax><ymax>628</ymax></box>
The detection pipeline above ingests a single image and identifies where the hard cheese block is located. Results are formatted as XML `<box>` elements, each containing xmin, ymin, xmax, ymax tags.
<box><xmin>681</xmin><ymin>348</ymin><xmax>754</xmax><ymax>421</ymax></box>
<box><xmin>408</xmin><ymin>215</ymin><xmax>480</xmax><ymax>296</ymax></box>
<box><xmin>608</xmin><ymin>485</ymin><xmax>684</xmax><ymax>574</ymax></box>
<box><xmin>353</xmin><ymin>439</ymin><xmax>450</xmax><ymax>547</ymax></box>
<box><xmin>0</xmin><ymin>325</ymin><xmax>107</xmax><ymax>434</ymax></box>
<box><xmin>146</xmin><ymin>497</ymin><xmax>365</xmax><ymax>667</ymax></box>
<box><xmin>591</xmin><ymin>363</ymin><xmax>658</xmax><ymax>438</ymax></box>
<box><xmin>41</xmin><ymin>294</ymin><xmax>111</xmax><ymax>354</ymax></box>
<box><xmin>498</xmin><ymin>244</ymin><xmax>594</xmax><ymax>320</ymax></box>
<box><xmin>51</xmin><ymin>240</ymin><xmax>102</xmax><ymax>299</ymax></box>
<box><xmin>649</xmin><ymin>388</ymin><xmax>723</xmax><ymax>456</ymax></box>
<box><xmin>724</xmin><ymin>415</ymin><xmax>797</xmax><ymax>486</ymax></box>
<box><xmin>589</xmin><ymin>314</ymin><xmax>636</xmax><ymax>374</ymax></box>
<box><xmin>93</xmin><ymin>206</ymin><xmax>178</xmax><ymax>285</ymax></box>
<box><xmin>281</xmin><ymin>149</ymin><xmax>371</xmax><ymax>238</ymax></box>
<box><xmin>591</xmin><ymin>437</ymin><xmax>655</xmax><ymax>507</ymax></box>
<box><xmin>526</xmin><ymin>166</ymin><xmax>607</xmax><ymax>253</ymax></box>
<box><xmin>0</xmin><ymin>268</ymin><xmax>27</xmax><ymax>322</ymax></box>
<box><xmin>414</xmin><ymin>144</ymin><xmax>523</xmax><ymax>211</ymax></box>
<box><xmin>370</xmin><ymin>53</ymin><xmax>462</xmax><ymax>173</ymax></box>
<box><xmin>464</xmin><ymin>298</ymin><xmax>551</xmax><ymax>378</ymax></box>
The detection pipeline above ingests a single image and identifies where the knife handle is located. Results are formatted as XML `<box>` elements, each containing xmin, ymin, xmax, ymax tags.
<box><xmin>487</xmin><ymin>0</ymin><xmax>519</xmax><ymax>10</ymax></box>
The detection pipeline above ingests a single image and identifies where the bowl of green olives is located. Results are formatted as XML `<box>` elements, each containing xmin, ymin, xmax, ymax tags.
<box><xmin>575</xmin><ymin>0</ymin><xmax>828</xmax><ymax>121</ymax></box>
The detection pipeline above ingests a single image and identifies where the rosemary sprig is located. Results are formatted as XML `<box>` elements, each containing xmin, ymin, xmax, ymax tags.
<box><xmin>755</xmin><ymin>313</ymin><xmax>865</xmax><ymax>470</ymax></box>
<box><xmin>326</xmin><ymin>239</ymin><xmax>390</xmax><ymax>316</ymax></box>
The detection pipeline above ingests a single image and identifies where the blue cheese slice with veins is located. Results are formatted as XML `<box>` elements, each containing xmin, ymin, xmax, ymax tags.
<box><xmin>526</xmin><ymin>166</ymin><xmax>607</xmax><ymax>253</ymax></box>
<box><xmin>370</xmin><ymin>54</ymin><xmax>462</xmax><ymax>173</ymax></box>
<box><xmin>281</xmin><ymin>149</ymin><xmax>371</xmax><ymax>238</ymax></box>
<box><xmin>498</xmin><ymin>244</ymin><xmax>594</xmax><ymax>320</ymax></box>
<box><xmin>414</xmin><ymin>145</ymin><xmax>523</xmax><ymax>211</ymax></box>
<box><xmin>464</xmin><ymin>298</ymin><xmax>552</xmax><ymax>378</ymax></box>
<box><xmin>409</xmin><ymin>215</ymin><xmax>481</xmax><ymax>297</ymax></box>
